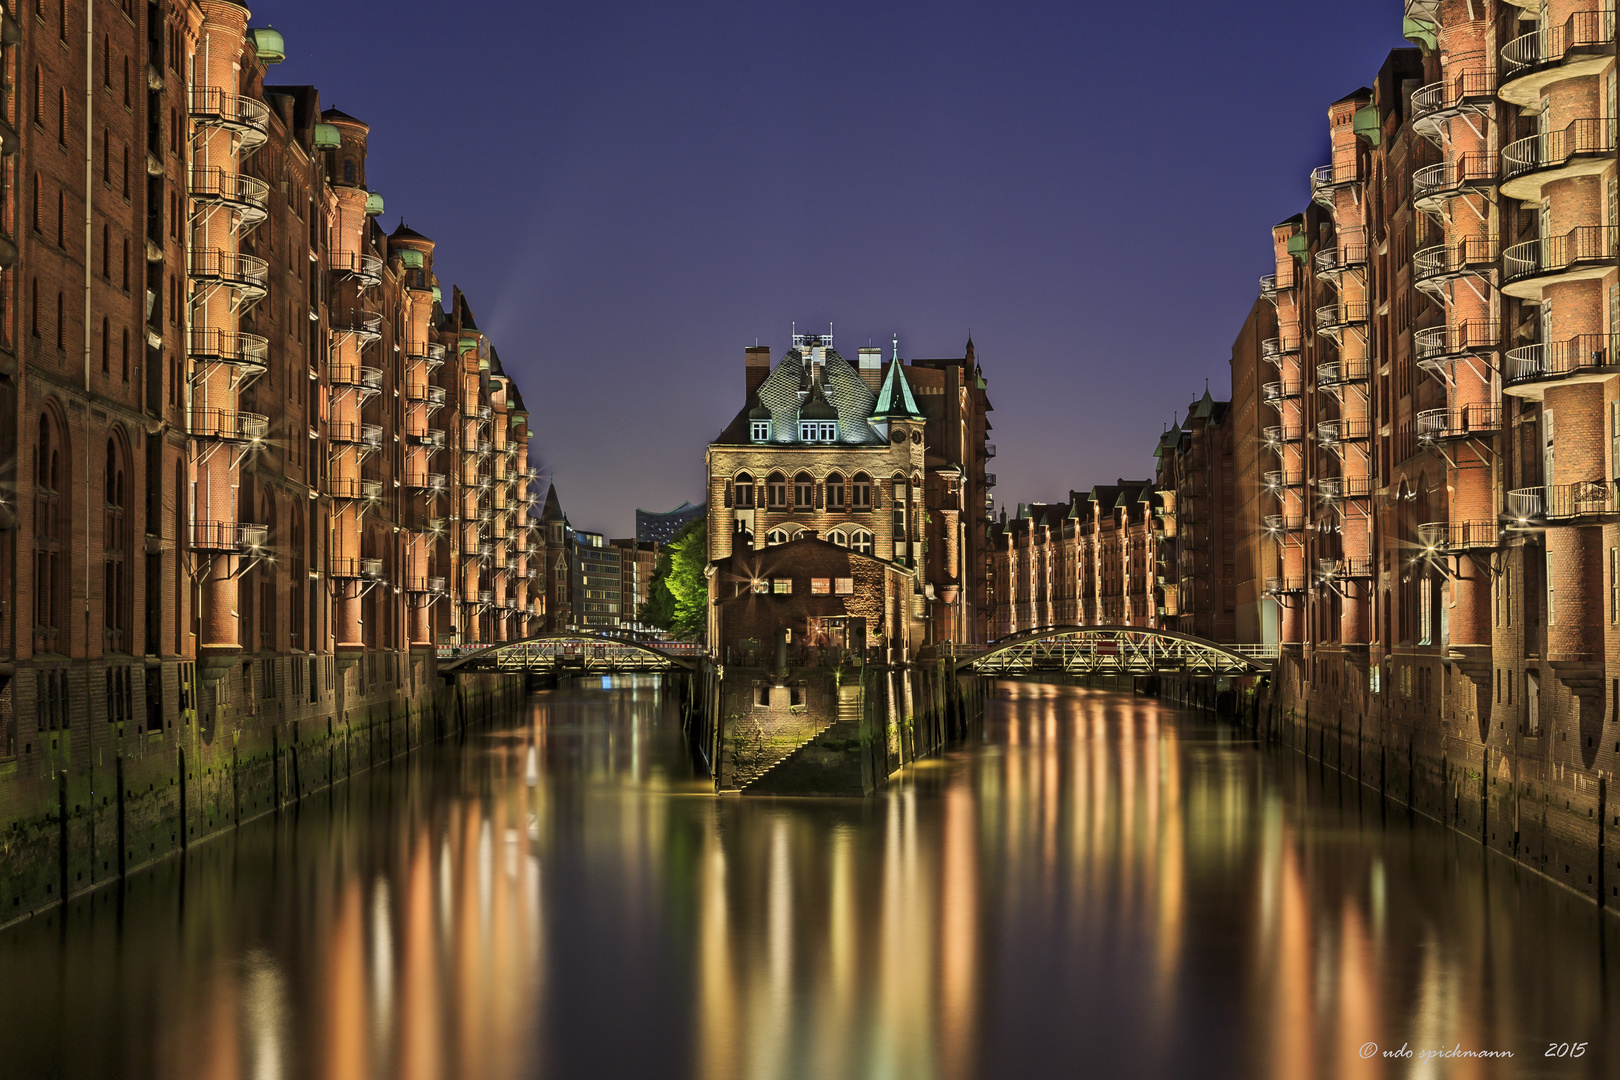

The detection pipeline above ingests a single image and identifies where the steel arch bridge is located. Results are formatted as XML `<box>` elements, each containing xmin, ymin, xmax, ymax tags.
<box><xmin>437</xmin><ymin>633</ymin><xmax>700</xmax><ymax>676</ymax></box>
<box><xmin>954</xmin><ymin>625</ymin><xmax>1274</xmax><ymax>677</ymax></box>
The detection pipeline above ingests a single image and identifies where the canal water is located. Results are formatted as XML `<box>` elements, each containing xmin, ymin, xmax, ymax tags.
<box><xmin>2</xmin><ymin>678</ymin><xmax>1617</xmax><ymax>1079</ymax></box>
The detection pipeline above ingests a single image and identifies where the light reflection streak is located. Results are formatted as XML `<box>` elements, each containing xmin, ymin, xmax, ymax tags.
<box><xmin>18</xmin><ymin>679</ymin><xmax>1616</xmax><ymax>1080</ymax></box>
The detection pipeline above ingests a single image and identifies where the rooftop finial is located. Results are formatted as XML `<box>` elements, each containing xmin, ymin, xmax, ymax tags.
<box><xmin>892</xmin><ymin>333</ymin><xmax>899</xmax><ymax>362</ymax></box>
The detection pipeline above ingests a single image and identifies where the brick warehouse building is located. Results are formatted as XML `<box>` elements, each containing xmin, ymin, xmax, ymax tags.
<box><xmin>1009</xmin><ymin>0</ymin><xmax>1620</xmax><ymax>905</ymax></box>
<box><xmin>706</xmin><ymin>331</ymin><xmax>992</xmax><ymax>653</ymax></box>
<box><xmin>0</xmin><ymin>1</ymin><xmax>541</xmax><ymax>911</ymax></box>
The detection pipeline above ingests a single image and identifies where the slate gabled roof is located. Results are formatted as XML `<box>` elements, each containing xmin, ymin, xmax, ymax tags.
<box><xmin>540</xmin><ymin>483</ymin><xmax>565</xmax><ymax>523</ymax></box>
<box><xmin>754</xmin><ymin>348</ymin><xmax>883</xmax><ymax>445</ymax></box>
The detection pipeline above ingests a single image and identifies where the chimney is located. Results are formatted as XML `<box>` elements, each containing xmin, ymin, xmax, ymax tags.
<box><xmin>745</xmin><ymin>346</ymin><xmax>771</xmax><ymax>398</ymax></box>
<box><xmin>857</xmin><ymin>346</ymin><xmax>883</xmax><ymax>390</ymax></box>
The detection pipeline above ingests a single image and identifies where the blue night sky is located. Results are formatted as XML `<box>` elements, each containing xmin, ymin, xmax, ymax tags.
<box><xmin>262</xmin><ymin>0</ymin><xmax>1409</xmax><ymax>536</ymax></box>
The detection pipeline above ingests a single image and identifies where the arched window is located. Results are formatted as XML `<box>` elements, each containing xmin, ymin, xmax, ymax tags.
<box><xmin>56</xmin><ymin>187</ymin><xmax>65</xmax><ymax>247</ymax></box>
<box><xmin>767</xmin><ymin>526</ymin><xmax>805</xmax><ymax>547</ymax></box>
<box><xmin>734</xmin><ymin>471</ymin><xmax>755</xmax><ymax>508</ymax></box>
<box><xmin>57</xmin><ymin>87</ymin><xmax>66</xmax><ymax>145</ymax></box>
<box><xmin>100</xmin><ymin>317</ymin><xmax>109</xmax><ymax>373</ymax></box>
<box><xmin>121</xmin><ymin>327</ymin><xmax>129</xmax><ymax>381</ymax></box>
<box><xmin>55</xmin><ymin>292</ymin><xmax>65</xmax><ymax>349</ymax></box>
<box><xmin>766</xmin><ymin>472</ymin><xmax>787</xmax><ymax>509</ymax></box>
<box><xmin>30</xmin><ymin>172</ymin><xmax>40</xmax><ymax>232</ymax></box>
<box><xmin>794</xmin><ymin>472</ymin><xmax>814</xmax><ymax>508</ymax></box>
<box><xmin>852</xmin><ymin>472</ymin><xmax>872</xmax><ymax>510</ymax></box>
<box><xmin>35</xmin><ymin>412</ymin><xmax>68</xmax><ymax>652</ymax></box>
<box><xmin>828</xmin><ymin>529</ymin><xmax>850</xmax><ymax>548</ymax></box>
<box><xmin>104</xmin><ymin>437</ymin><xmax>129</xmax><ymax>651</ymax></box>
<box><xmin>850</xmin><ymin>529</ymin><xmax>874</xmax><ymax>556</ymax></box>
<box><xmin>343</xmin><ymin>159</ymin><xmax>355</xmax><ymax>185</ymax></box>
<box><xmin>826</xmin><ymin>472</ymin><xmax>846</xmax><ymax>511</ymax></box>
<box><xmin>29</xmin><ymin>278</ymin><xmax>38</xmax><ymax>336</ymax></box>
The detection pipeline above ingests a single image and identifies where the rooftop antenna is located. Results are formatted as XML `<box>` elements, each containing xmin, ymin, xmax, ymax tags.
<box><xmin>892</xmin><ymin>333</ymin><xmax>899</xmax><ymax>362</ymax></box>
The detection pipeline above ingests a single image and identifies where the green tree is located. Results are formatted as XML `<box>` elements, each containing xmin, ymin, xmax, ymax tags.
<box><xmin>640</xmin><ymin>518</ymin><xmax>707</xmax><ymax>639</ymax></box>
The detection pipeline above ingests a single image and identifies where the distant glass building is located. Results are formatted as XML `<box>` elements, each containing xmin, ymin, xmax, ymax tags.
<box><xmin>636</xmin><ymin>501</ymin><xmax>706</xmax><ymax>545</ymax></box>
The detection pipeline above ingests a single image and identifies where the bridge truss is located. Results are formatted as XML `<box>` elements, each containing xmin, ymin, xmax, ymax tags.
<box><xmin>956</xmin><ymin>626</ymin><xmax>1273</xmax><ymax>678</ymax></box>
<box><xmin>438</xmin><ymin>633</ymin><xmax>699</xmax><ymax>676</ymax></box>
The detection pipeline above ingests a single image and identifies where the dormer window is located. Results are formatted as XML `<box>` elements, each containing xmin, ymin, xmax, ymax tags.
<box><xmin>799</xmin><ymin>421</ymin><xmax>838</xmax><ymax>442</ymax></box>
<box><xmin>751</xmin><ymin>420</ymin><xmax>771</xmax><ymax>442</ymax></box>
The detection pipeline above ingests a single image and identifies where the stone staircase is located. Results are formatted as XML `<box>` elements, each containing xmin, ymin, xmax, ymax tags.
<box><xmin>736</xmin><ymin>683</ymin><xmax>866</xmax><ymax>793</ymax></box>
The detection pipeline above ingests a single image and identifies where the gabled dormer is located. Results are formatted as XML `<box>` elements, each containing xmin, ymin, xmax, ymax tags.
<box><xmin>869</xmin><ymin>357</ymin><xmax>924</xmax><ymax>442</ymax></box>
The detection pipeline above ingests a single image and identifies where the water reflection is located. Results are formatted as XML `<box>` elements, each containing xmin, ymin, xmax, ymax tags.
<box><xmin>0</xmin><ymin>679</ymin><xmax>1616</xmax><ymax>1079</ymax></box>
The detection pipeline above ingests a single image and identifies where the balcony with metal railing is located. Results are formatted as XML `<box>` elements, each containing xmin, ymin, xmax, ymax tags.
<box><xmin>329</xmin><ymin>476</ymin><xmax>384</xmax><ymax>501</ymax></box>
<box><xmin>1264</xmin><ymin>576</ymin><xmax>1307</xmax><ymax>594</ymax></box>
<box><xmin>189</xmin><ymin>408</ymin><xmax>268</xmax><ymax>443</ymax></box>
<box><xmin>331</xmin><ymin>557</ymin><xmax>386</xmax><ymax>580</ymax></box>
<box><xmin>1503</xmin><ymin>225</ymin><xmax>1618</xmax><ymax>297</ymax></box>
<box><xmin>407</xmin><ymin>576</ymin><xmax>447</xmax><ymax>595</ymax></box>
<box><xmin>1418</xmin><ymin>520</ymin><xmax>1498</xmax><ymax>551</ymax></box>
<box><xmin>1544</xmin><ymin>480</ymin><xmax>1620</xmax><ymax>520</ymax></box>
<box><xmin>1313</xmin><ymin>229</ymin><xmax>1368</xmax><ymax>277</ymax></box>
<box><xmin>1317</xmin><ymin>417</ymin><xmax>1371</xmax><ymax>451</ymax></box>
<box><xmin>1413</xmin><ymin>235</ymin><xmax>1499</xmax><ymax>295</ymax></box>
<box><xmin>1507</xmin><ymin>487</ymin><xmax>1544</xmax><ymax>521</ymax></box>
<box><xmin>331</xmin><ymin>310</ymin><xmax>384</xmax><ymax>343</ymax></box>
<box><xmin>1262</xmin><ymin>469</ymin><xmax>1303</xmax><ymax>491</ymax></box>
<box><xmin>1417</xmin><ymin>404</ymin><xmax>1502</xmax><ymax>443</ymax></box>
<box><xmin>1414</xmin><ymin>320</ymin><xmax>1499</xmax><ymax>374</ymax></box>
<box><xmin>1262</xmin><ymin>379</ymin><xmax>1303</xmax><ymax>403</ymax></box>
<box><xmin>330</xmin><ymin>364</ymin><xmax>384</xmax><ymax>395</ymax></box>
<box><xmin>1412</xmin><ymin>152</ymin><xmax>1497</xmax><ymax>214</ymax></box>
<box><xmin>188</xmin><ymin>86</ymin><xmax>270</xmax><ymax>150</ymax></box>
<box><xmin>189</xmin><ymin>248</ymin><xmax>269</xmax><ymax>301</ymax></box>
<box><xmin>1506</xmin><ymin>332</ymin><xmax>1620</xmax><ymax>395</ymax></box>
<box><xmin>1263</xmin><ymin>513</ymin><xmax>1306</xmax><ymax>534</ymax></box>
<box><xmin>405</xmin><ymin>470</ymin><xmax>446</xmax><ymax>492</ymax></box>
<box><xmin>1500</xmin><ymin>10</ymin><xmax>1616</xmax><ymax>106</ymax></box>
<box><xmin>190</xmin><ymin>520</ymin><xmax>268</xmax><ymax>552</ymax></box>
<box><xmin>1262</xmin><ymin>423</ymin><xmax>1303</xmax><ymax>448</ymax></box>
<box><xmin>1309</xmin><ymin>162</ymin><xmax>1361</xmax><ymax>207</ymax></box>
<box><xmin>1318</xmin><ymin>475</ymin><xmax>1374</xmax><ymax>500</ymax></box>
<box><xmin>411</xmin><ymin>428</ymin><xmax>447</xmax><ymax>450</ymax></box>
<box><xmin>1501</xmin><ymin>117</ymin><xmax>1616</xmax><ymax>199</ymax></box>
<box><xmin>1412</xmin><ymin>66</ymin><xmax>1497</xmax><ymax>138</ymax></box>
<box><xmin>1314</xmin><ymin>301</ymin><xmax>1369</xmax><ymax>338</ymax></box>
<box><xmin>189</xmin><ymin>166</ymin><xmax>271</xmax><ymax>228</ymax></box>
<box><xmin>422</xmin><ymin>342</ymin><xmax>447</xmax><ymax>369</ymax></box>
<box><xmin>188</xmin><ymin>327</ymin><xmax>269</xmax><ymax>378</ymax></box>
<box><xmin>331</xmin><ymin>251</ymin><xmax>384</xmax><ymax>289</ymax></box>
<box><xmin>1260</xmin><ymin>334</ymin><xmax>1303</xmax><ymax>364</ymax></box>
<box><xmin>330</xmin><ymin>421</ymin><xmax>383</xmax><ymax>450</ymax></box>
<box><xmin>1317</xmin><ymin>556</ymin><xmax>1374</xmax><ymax>581</ymax></box>
<box><xmin>1316</xmin><ymin>358</ymin><xmax>1371</xmax><ymax>388</ymax></box>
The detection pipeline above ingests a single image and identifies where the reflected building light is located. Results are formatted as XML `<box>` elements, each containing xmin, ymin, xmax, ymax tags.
<box><xmin>370</xmin><ymin>877</ymin><xmax>395</xmax><ymax>1073</ymax></box>
<box><xmin>243</xmin><ymin>948</ymin><xmax>288</xmax><ymax>1080</ymax></box>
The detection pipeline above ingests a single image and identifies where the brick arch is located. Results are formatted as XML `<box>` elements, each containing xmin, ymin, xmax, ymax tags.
<box><xmin>33</xmin><ymin>399</ymin><xmax>71</xmax><ymax>654</ymax></box>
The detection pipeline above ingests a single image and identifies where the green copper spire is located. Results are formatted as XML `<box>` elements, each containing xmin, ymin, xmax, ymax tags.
<box><xmin>872</xmin><ymin>359</ymin><xmax>923</xmax><ymax>420</ymax></box>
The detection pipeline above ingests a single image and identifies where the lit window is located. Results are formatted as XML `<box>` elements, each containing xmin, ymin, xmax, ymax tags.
<box><xmin>773</xmin><ymin>579</ymin><xmax>792</xmax><ymax>594</ymax></box>
<box><xmin>835</xmin><ymin>577</ymin><xmax>854</xmax><ymax>595</ymax></box>
<box><xmin>751</xmin><ymin>420</ymin><xmax>771</xmax><ymax>442</ymax></box>
<box><xmin>811</xmin><ymin>578</ymin><xmax>831</xmax><ymax>595</ymax></box>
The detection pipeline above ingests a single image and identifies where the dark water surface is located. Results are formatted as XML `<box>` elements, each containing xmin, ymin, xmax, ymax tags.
<box><xmin>2</xmin><ymin>678</ymin><xmax>1617</xmax><ymax>1079</ymax></box>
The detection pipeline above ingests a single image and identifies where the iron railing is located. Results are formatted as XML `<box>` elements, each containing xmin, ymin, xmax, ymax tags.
<box><xmin>189</xmin><ymin>408</ymin><xmax>268</xmax><ymax>442</ymax></box>
<box><xmin>1417</xmin><ymin>520</ymin><xmax>1498</xmax><ymax>550</ymax></box>
<box><xmin>1503</xmin><ymin>225</ymin><xmax>1618</xmax><ymax>284</ymax></box>
<box><xmin>190</xmin><ymin>520</ymin><xmax>268</xmax><ymax>551</ymax></box>
<box><xmin>1414</xmin><ymin>320</ymin><xmax>1499</xmax><ymax>364</ymax></box>
<box><xmin>1416</xmin><ymin>404</ymin><xmax>1501</xmax><ymax>441</ymax></box>
<box><xmin>1412</xmin><ymin>152</ymin><xmax>1497</xmax><ymax>207</ymax></box>
<box><xmin>1502</xmin><ymin>10</ymin><xmax>1615</xmax><ymax>78</ymax></box>
<box><xmin>189</xmin><ymin>326</ymin><xmax>269</xmax><ymax>369</ymax></box>
<box><xmin>1502</xmin><ymin>116</ymin><xmax>1616</xmax><ymax>185</ymax></box>
<box><xmin>189</xmin><ymin>248</ymin><xmax>269</xmax><ymax>294</ymax></box>
<box><xmin>1412</xmin><ymin>68</ymin><xmax>1496</xmax><ymax>130</ymax></box>
<box><xmin>1506</xmin><ymin>333</ymin><xmax>1620</xmax><ymax>383</ymax></box>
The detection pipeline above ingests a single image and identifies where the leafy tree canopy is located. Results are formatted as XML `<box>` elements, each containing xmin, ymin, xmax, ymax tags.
<box><xmin>639</xmin><ymin>517</ymin><xmax>707</xmax><ymax>640</ymax></box>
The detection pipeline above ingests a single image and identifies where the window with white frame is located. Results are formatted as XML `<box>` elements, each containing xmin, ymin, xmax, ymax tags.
<box><xmin>851</xmin><ymin>529</ymin><xmax>874</xmax><ymax>555</ymax></box>
<box><xmin>751</xmin><ymin>420</ymin><xmax>771</xmax><ymax>442</ymax></box>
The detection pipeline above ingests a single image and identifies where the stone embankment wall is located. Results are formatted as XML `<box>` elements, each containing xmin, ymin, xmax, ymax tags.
<box><xmin>691</xmin><ymin>659</ymin><xmax>984</xmax><ymax>795</ymax></box>
<box><xmin>1221</xmin><ymin>655</ymin><xmax>1614</xmax><ymax>911</ymax></box>
<box><xmin>0</xmin><ymin>666</ymin><xmax>525</xmax><ymax>930</ymax></box>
